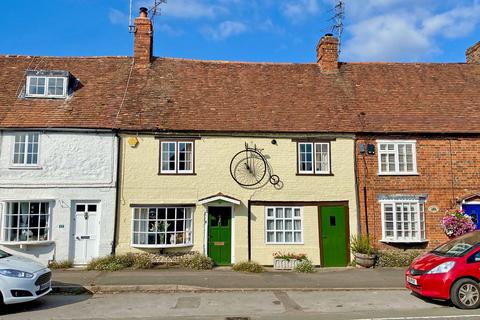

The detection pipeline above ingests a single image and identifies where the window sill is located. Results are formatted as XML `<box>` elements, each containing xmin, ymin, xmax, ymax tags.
<box><xmin>380</xmin><ymin>239</ymin><xmax>428</xmax><ymax>244</ymax></box>
<box><xmin>265</xmin><ymin>242</ymin><xmax>305</xmax><ymax>245</ymax></box>
<box><xmin>377</xmin><ymin>173</ymin><xmax>419</xmax><ymax>176</ymax></box>
<box><xmin>25</xmin><ymin>95</ymin><xmax>67</xmax><ymax>99</ymax></box>
<box><xmin>131</xmin><ymin>243</ymin><xmax>193</xmax><ymax>249</ymax></box>
<box><xmin>0</xmin><ymin>240</ymin><xmax>54</xmax><ymax>247</ymax></box>
<box><xmin>157</xmin><ymin>173</ymin><xmax>197</xmax><ymax>176</ymax></box>
<box><xmin>9</xmin><ymin>166</ymin><xmax>43</xmax><ymax>170</ymax></box>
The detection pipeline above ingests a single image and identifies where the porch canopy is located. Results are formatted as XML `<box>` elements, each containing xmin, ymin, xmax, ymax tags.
<box><xmin>198</xmin><ymin>193</ymin><xmax>241</xmax><ymax>206</ymax></box>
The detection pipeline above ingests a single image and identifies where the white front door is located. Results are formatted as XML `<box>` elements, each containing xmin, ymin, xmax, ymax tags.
<box><xmin>73</xmin><ymin>203</ymin><xmax>99</xmax><ymax>265</ymax></box>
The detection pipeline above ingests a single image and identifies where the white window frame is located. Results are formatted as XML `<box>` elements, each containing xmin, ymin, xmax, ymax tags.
<box><xmin>298</xmin><ymin>142</ymin><xmax>330</xmax><ymax>175</ymax></box>
<box><xmin>380</xmin><ymin>200</ymin><xmax>426</xmax><ymax>243</ymax></box>
<box><xmin>26</xmin><ymin>76</ymin><xmax>67</xmax><ymax>98</ymax></box>
<box><xmin>377</xmin><ymin>140</ymin><xmax>418</xmax><ymax>175</ymax></box>
<box><xmin>11</xmin><ymin>132</ymin><xmax>41</xmax><ymax>167</ymax></box>
<box><xmin>265</xmin><ymin>206</ymin><xmax>304</xmax><ymax>244</ymax></box>
<box><xmin>131</xmin><ymin>206</ymin><xmax>194</xmax><ymax>248</ymax></box>
<box><xmin>1</xmin><ymin>201</ymin><xmax>52</xmax><ymax>244</ymax></box>
<box><xmin>160</xmin><ymin>141</ymin><xmax>194</xmax><ymax>174</ymax></box>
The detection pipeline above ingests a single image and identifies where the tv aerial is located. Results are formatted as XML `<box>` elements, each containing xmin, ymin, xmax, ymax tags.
<box><xmin>129</xmin><ymin>0</ymin><xmax>167</xmax><ymax>33</ymax></box>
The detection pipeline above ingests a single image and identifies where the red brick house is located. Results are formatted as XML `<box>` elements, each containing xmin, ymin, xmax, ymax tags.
<box><xmin>356</xmin><ymin>43</ymin><xmax>480</xmax><ymax>250</ymax></box>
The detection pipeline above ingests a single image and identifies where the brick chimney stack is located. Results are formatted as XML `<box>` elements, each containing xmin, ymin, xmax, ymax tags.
<box><xmin>134</xmin><ymin>7</ymin><xmax>153</xmax><ymax>67</ymax></box>
<box><xmin>316</xmin><ymin>34</ymin><xmax>339</xmax><ymax>73</ymax></box>
<box><xmin>466</xmin><ymin>41</ymin><xmax>480</xmax><ymax>63</ymax></box>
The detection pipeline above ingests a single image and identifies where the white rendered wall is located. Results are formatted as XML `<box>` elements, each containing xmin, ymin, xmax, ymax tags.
<box><xmin>0</xmin><ymin>131</ymin><xmax>117</xmax><ymax>264</ymax></box>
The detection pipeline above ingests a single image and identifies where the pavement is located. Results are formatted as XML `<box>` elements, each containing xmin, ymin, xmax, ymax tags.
<box><xmin>51</xmin><ymin>267</ymin><xmax>406</xmax><ymax>293</ymax></box>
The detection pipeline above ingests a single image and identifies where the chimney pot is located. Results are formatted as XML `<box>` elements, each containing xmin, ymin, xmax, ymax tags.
<box><xmin>139</xmin><ymin>7</ymin><xmax>148</xmax><ymax>18</ymax></box>
<box><xmin>316</xmin><ymin>34</ymin><xmax>339</xmax><ymax>73</ymax></box>
<box><xmin>466</xmin><ymin>41</ymin><xmax>480</xmax><ymax>64</ymax></box>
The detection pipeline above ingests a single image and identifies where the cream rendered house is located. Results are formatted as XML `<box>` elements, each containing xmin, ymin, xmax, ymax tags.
<box><xmin>114</xmin><ymin>9</ymin><xmax>359</xmax><ymax>266</ymax></box>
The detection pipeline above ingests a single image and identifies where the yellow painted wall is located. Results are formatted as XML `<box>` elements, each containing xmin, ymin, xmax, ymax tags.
<box><xmin>116</xmin><ymin>134</ymin><xmax>357</xmax><ymax>265</ymax></box>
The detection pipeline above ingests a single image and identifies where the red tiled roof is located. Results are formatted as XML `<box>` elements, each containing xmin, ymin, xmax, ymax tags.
<box><xmin>0</xmin><ymin>56</ymin><xmax>132</xmax><ymax>129</ymax></box>
<box><xmin>2</xmin><ymin>55</ymin><xmax>480</xmax><ymax>133</ymax></box>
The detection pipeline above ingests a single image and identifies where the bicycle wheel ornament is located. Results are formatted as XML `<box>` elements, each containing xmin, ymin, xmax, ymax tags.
<box><xmin>230</xmin><ymin>149</ymin><xmax>267</xmax><ymax>187</ymax></box>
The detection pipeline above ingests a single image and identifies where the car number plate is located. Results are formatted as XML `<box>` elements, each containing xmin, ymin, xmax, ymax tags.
<box><xmin>40</xmin><ymin>281</ymin><xmax>51</xmax><ymax>291</ymax></box>
<box><xmin>407</xmin><ymin>276</ymin><xmax>417</xmax><ymax>286</ymax></box>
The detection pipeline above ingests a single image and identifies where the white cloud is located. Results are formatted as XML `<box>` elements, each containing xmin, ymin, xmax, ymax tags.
<box><xmin>422</xmin><ymin>4</ymin><xmax>480</xmax><ymax>38</ymax></box>
<box><xmin>108</xmin><ymin>8</ymin><xmax>128</xmax><ymax>25</ymax></box>
<box><xmin>342</xmin><ymin>1</ymin><xmax>480</xmax><ymax>61</ymax></box>
<box><xmin>343</xmin><ymin>14</ymin><xmax>434</xmax><ymax>62</ymax></box>
<box><xmin>282</xmin><ymin>0</ymin><xmax>319</xmax><ymax>22</ymax></box>
<box><xmin>202</xmin><ymin>20</ymin><xmax>247</xmax><ymax>40</ymax></box>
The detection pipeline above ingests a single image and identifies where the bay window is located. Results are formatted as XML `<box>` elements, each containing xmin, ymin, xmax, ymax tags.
<box><xmin>132</xmin><ymin>206</ymin><xmax>193</xmax><ymax>247</ymax></box>
<box><xmin>2</xmin><ymin>201</ymin><xmax>50</xmax><ymax>243</ymax></box>
<box><xmin>381</xmin><ymin>200</ymin><xmax>426</xmax><ymax>243</ymax></box>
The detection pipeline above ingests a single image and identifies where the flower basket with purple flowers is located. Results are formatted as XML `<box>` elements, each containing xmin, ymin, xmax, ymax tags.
<box><xmin>441</xmin><ymin>209</ymin><xmax>476</xmax><ymax>239</ymax></box>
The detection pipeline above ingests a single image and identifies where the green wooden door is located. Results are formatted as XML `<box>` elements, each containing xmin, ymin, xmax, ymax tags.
<box><xmin>208</xmin><ymin>207</ymin><xmax>232</xmax><ymax>265</ymax></box>
<box><xmin>320</xmin><ymin>206</ymin><xmax>348</xmax><ymax>267</ymax></box>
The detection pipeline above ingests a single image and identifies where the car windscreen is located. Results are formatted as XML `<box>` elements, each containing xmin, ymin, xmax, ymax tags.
<box><xmin>431</xmin><ymin>231</ymin><xmax>480</xmax><ymax>257</ymax></box>
<box><xmin>0</xmin><ymin>250</ymin><xmax>11</xmax><ymax>259</ymax></box>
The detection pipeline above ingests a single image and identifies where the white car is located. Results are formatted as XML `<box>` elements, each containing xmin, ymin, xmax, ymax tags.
<box><xmin>0</xmin><ymin>249</ymin><xmax>51</xmax><ymax>305</ymax></box>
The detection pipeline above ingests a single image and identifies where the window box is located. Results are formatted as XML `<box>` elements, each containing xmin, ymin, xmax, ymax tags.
<box><xmin>273</xmin><ymin>258</ymin><xmax>301</xmax><ymax>270</ymax></box>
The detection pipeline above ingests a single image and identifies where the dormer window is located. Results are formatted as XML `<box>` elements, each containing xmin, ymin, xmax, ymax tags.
<box><xmin>25</xmin><ymin>70</ymin><xmax>69</xmax><ymax>98</ymax></box>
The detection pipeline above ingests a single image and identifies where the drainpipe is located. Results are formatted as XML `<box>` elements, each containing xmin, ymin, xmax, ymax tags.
<box><xmin>248</xmin><ymin>200</ymin><xmax>251</xmax><ymax>261</ymax></box>
<box><xmin>353</xmin><ymin>139</ymin><xmax>362</xmax><ymax>235</ymax></box>
<box><xmin>111</xmin><ymin>132</ymin><xmax>122</xmax><ymax>255</ymax></box>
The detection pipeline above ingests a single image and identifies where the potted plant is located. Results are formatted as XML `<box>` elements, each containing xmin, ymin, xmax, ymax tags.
<box><xmin>273</xmin><ymin>252</ymin><xmax>307</xmax><ymax>270</ymax></box>
<box><xmin>351</xmin><ymin>234</ymin><xmax>376</xmax><ymax>268</ymax></box>
<box><xmin>441</xmin><ymin>208</ymin><xmax>476</xmax><ymax>239</ymax></box>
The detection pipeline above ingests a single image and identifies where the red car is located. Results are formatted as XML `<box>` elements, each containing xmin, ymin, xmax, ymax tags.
<box><xmin>406</xmin><ymin>230</ymin><xmax>480</xmax><ymax>309</ymax></box>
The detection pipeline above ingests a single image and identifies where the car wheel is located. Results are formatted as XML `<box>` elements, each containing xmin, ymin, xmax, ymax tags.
<box><xmin>451</xmin><ymin>278</ymin><xmax>480</xmax><ymax>309</ymax></box>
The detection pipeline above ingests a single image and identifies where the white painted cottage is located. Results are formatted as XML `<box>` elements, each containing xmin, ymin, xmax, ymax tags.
<box><xmin>0</xmin><ymin>130</ymin><xmax>117</xmax><ymax>264</ymax></box>
<box><xmin>0</xmin><ymin>56</ymin><xmax>132</xmax><ymax>264</ymax></box>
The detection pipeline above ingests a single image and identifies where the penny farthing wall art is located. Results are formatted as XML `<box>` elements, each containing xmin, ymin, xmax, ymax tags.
<box><xmin>230</xmin><ymin>143</ymin><xmax>281</xmax><ymax>188</ymax></box>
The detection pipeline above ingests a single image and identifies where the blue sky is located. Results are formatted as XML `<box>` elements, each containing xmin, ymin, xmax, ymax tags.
<box><xmin>0</xmin><ymin>0</ymin><xmax>479</xmax><ymax>63</ymax></box>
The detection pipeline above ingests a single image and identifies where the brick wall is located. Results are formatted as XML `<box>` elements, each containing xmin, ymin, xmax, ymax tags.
<box><xmin>356</xmin><ymin>135</ymin><xmax>480</xmax><ymax>250</ymax></box>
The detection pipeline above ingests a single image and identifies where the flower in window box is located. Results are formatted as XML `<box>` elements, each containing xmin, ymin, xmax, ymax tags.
<box><xmin>441</xmin><ymin>209</ymin><xmax>476</xmax><ymax>239</ymax></box>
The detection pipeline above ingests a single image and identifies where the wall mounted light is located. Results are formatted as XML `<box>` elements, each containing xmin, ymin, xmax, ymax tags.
<box><xmin>127</xmin><ymin>136</ymin><xmax>139</xmax><ymax>148</ymax></box>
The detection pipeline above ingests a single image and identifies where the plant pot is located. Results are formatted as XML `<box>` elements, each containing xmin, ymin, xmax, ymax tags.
<box><xmin>273</xmin><ymin>258</ymin><xmax>301</xmax><ymax>270</ymax></box>
<box><xmin>354</xmin><ymin>252</ymin><xmax>376</xmax><ymax>268</ymax></box>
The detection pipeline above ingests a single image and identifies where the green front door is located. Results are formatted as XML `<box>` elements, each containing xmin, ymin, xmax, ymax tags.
<box><xmin>208</xmin><ymin>207</ymin><xmax>232</xmax><ymax>265</ymax></box>
<box><xmin>320</xmin><ymin>206</ymin><xmax>348</xmax><ymax>267</ymax></box>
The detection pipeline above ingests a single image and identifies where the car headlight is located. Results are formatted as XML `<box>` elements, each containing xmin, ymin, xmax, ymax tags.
<box><xmin>0</xmin><ymin>269</ymin><xmax>34</xmax><ymax>278</ymax></box>
<box><xmin>426</xmin><ymin>261</ymin><xmax>456</xmax><ymax>274</ymax></box>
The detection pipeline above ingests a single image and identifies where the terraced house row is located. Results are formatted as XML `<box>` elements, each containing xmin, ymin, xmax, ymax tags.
<box><xmin>1</xmin><ymin>9</ymin><xmax>480</xmax><ymax>266</ymax></box>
